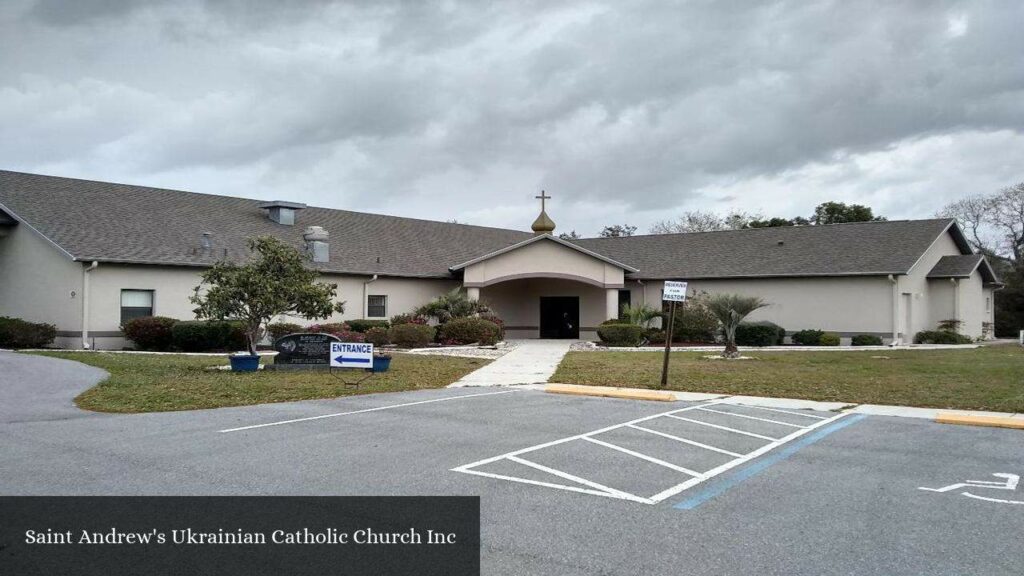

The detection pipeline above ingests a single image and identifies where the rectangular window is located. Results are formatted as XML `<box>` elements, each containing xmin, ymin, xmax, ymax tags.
<box><xmin>618</xmin><ymin>290</ymin><xmax>632</xmax><ymax>318</ymax></box>
<box><xmin>120</xmin><ymin>289</ymin><xmax>154</xmax><ymax>324</ymax></box>
<box><xmin>367</xmin><ymin>295</ymin><xmax>387</xmax><ymax>318</ymax></box>
<box><xmin>985</xmin><ymin>297</ymin><xmax>990</xmax><ymax>312</ymax></box>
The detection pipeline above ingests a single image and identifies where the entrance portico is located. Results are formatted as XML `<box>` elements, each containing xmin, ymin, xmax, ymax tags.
<box><xmin>449</xmin><ymin>234</ymin><xmax>638</xmax><ymax>339</ymax></box>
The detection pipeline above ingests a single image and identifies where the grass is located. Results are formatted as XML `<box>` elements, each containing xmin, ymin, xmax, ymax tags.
<box><xmin>28</xmin><ymin>351</ymin><xmax>489</xmax><ymax>413</ymax></box>
<box><xmin>552</xmin><ymin>346</ymin><xmax>1024</xmax><ymax>413</ymax></box>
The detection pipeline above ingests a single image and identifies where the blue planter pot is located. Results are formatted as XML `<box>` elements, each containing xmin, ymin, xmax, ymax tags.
<box><xmin>229</xmin><ymin>355</ymin><xmax>261</xmax><ymax>372</ymax></box>
<box><xmin>371</xmin><ymin>355</ymin><xmax>392</xmax><ymax>373</ymax></box>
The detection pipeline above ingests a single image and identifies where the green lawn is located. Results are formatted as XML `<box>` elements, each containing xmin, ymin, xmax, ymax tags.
<box><xmin>552</xmin><ymin>346</ymin><xmax>1024</xmax><ymax>412</ymax></box>
<box><xmin>29</xmin><ymin>352</ymin><xmax>489</xmax><ymax>413</ymax></box>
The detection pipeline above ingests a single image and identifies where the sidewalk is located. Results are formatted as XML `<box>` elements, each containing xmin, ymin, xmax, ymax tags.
<box><xmin>520</xmin><ymin>383</ymin><xmax>1024</xmax><ymax>422</ymax></box>
<box><xmin>449</xmin><ymin>340</ymin><xmax>576</xmax><ymax>387</ymax></box>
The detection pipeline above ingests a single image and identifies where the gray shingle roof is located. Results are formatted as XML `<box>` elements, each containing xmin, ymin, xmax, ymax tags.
<box><xmin>927</xmin><ymin>254</ymin><xmax>985</xmax><ymax>278</ymax></box>
<box><xmin>0</xmin><ymin>170</ymin><xmax>531</xmax><ymax>277</ymax></box>
<box><xmin>0</xmin><ymin>170</ymin><xmax>979</xmax><ymax>281</ymax></box>
<box><xmin>572</xmin><ymin>218</ymin><xmax>968</xmax><ymax>279</ymax></box>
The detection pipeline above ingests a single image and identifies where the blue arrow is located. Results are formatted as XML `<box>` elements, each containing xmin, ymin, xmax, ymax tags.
<box><xmin>334</xmin><ymin>356</ymin><xmax>371</xmax><ymax>364</ymax></box>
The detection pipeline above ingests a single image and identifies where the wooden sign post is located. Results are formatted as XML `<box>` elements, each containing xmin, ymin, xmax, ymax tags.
<box><xmin>660</xmin><ymin>281</ymin><xmax>688</xmax><ymax>388</ymax></box>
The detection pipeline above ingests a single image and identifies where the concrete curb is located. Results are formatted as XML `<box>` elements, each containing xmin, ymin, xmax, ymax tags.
<box><xmin>545</xmin><ymin>384</ymin><xmax>677</xmax><ymax>402</ymax></box>
<box><xmin>935</xmin><ymin>413</ymin><xmax>1024</xmax><ymax>430</ymax></box>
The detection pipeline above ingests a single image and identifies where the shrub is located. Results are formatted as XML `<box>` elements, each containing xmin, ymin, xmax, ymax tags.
<box><xmin>346</xmin><ymin>319</ymin><xmax>390</xmax><ymax>333</ymax></box>
<box><xmin>171</xmin><ymin>320</ymin><xmax>247</xmax><ymax>352</ymax></box>
<box><xmin>791</xmin><ymin>329</ymin><xmax>825</xmax><ymax>346</ymax></box>
<box><xmin>389</xmin><ymin>313</ymin><xmax>428</xmax><ymax>326</ymax></box>
<box><xmin>914</xmin><ymin>330</ymin><xmax>973</xmax><ymax>345</ymax></box>
<box><xmin>735</xmin><ymin>321</ymin><xmax>785</xmax><ymax>347</ymax></box>
<box><xmin>851</xmin><ymin>334</ymin><xmax>883</xmax><ymax>346</ymax></box>
<box><xmin>307</xmin><ymin>323</ymin><xmax>349</xmax><ymax>335</ymax></box>
<box><xmin>819</xmin><ymin>332</ymin><xmax>841</xmax><ymax>346</ymax></box>
<box><xmin>0</xmin><ymin>316</ymin><xmax>57</xmax><ymax>349</ymax></box>
<box><xmin>670</xmin><ymin>292</ymin><xmax>719</xmax><ymax>343</ymax></box>
<box><xmin>438</xmin><ymin>317</ymin><xmax>502</xmax><ymax>346</ymax></box>
<box><xmin>478</xmin><ymin>313</ymin><xmax>505</xmax><ymax>340</ymax></box>
<box><xmin>388</xmin><ymin>323</ymin><xmax>435</xmax><ymax>348</ymax></box>
<box><xmin>597</xmin><ymin>323</ymin><xmax>645</xmax><ymax>347</ymax></box>
<box><xmin>364</xmin><ymin>326</ymin><xmax>391</xmax><ymax>347</ymax></box>
<box><xmin>645</xmin><ymin>329</ymin><xmax>666</xmax><ymax>345</ymax></box>
<box><xmin>267</xmin><ymin>322</ymin><xmax>303</xmax><ymax>342</ymax></box>
<box><xmin>121</xmin><ymin>316</ymin><xmax>178</xmax><ymax>350</ymax></box>
<box><xmin>937</xmin><ymin>319</ymin><xmax>963</xmax><ymax>333</ymax></box>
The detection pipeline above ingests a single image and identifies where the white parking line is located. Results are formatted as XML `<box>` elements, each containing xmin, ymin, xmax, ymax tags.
<box><xmin>627</xmin><ymin>424</ymin><xmax>744</xmax><ymax>458</ymax></box>
<box><xmin>696</xmin><ymin>407</ymin><xmax>808</xmax><ymax>428</ymax></box>
<box><xmin>666</xmin><ymin>415</ymin><xmax>779</xmax><ymax>441</ymax></box>
<box><xmin>583</xmin><ymin>437</ymin><xmax>703</xmax><ymax>477</ymax></box>
<box><xmin>736</xmin><ymin>405</ymin><xmax>830</xmax><ymax>420</ymax></box>
<box><xmin>218</xmin><ymin>389</ymin><xmax>520</xmax><ymax>433</ymax></box>
<box><xmin>453</xmin><ymin>399</ymin><xmax>853</xmax><ymax>505</ymax></box>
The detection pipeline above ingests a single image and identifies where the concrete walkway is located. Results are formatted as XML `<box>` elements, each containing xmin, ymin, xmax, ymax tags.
<box><xmin>449</xmin><ymin>339</ymin><xmax>576</xmax><ymax>387</ymax></box>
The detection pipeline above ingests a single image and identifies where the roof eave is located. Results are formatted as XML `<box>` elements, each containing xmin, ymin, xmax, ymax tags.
<box><xmin>449</xmin><ymin>233</ymin><xmax>640</xmax><ymax>273</ymax></box>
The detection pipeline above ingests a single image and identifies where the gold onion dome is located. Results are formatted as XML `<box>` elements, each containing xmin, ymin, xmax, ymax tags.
<box><xmin>531</xmin><ymin>190</ymin><xmax>556</xmax><ymax>234</ymax></box>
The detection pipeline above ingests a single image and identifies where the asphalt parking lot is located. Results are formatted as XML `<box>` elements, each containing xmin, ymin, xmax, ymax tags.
<box><xmin>1</xmin><ymin>353</ymin><xmax>1022</xmax><ymax>575</ymax></box>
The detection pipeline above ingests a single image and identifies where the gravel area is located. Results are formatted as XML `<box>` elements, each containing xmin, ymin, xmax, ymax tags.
<box><xmin>395</xmin><ymin>340</ymin><xmax>519</xmax><ymax>360</ymax></box>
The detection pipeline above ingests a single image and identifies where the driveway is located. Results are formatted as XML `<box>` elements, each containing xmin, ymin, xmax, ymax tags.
<box><xmin>1</xmin><ymin>353</ymin><xmax>1022</xmax><ymax>575</ymax></box>
<box><xmin>0</xmin><ymin>351</ymin><xmax>107</xmax><ymax>423</ymax></box>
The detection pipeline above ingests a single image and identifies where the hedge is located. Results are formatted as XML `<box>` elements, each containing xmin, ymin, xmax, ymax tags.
<box><xmin>914</xmin><ymin>330</ymin><xmax>973</xmax><ymax>345</ymax></box>
<box><xmin>121</xmin><ymin>316</ymin><xmax>178</xmax><ymax>351</ymax></box>
<box><xmin>438</xmin><ymin>318</ymin><xmax>501</xmax><ymax>345</ymax></box>
<box><xmin>735</xmin><ymin>321</ymin><xmax>785</xmax><ymax>347</ymax></box>
<box><xmin>388</xmin><ymin>323</ymin><xmax>435</xmax><ymax>348</ymax></box>
<box><xmin>346</xmin><ymin>319</ymin><xmax>390</xmax><ymax>333</ymax></box>
<box><xmin>671</xmin><ymin>301</ymin><xmax>718</xmax><ymax>343</ymax></box>
<box><xmin>851</xmin><ymin>334</ymin><xmax>883</xmax><ymax>346</ymax></box>
<box><xmin>171</xmin><ymin>320</ymin><xmax>247</xmax><ymax>352</ymax></box>
<box><xmin>0</xmin><ymin>316</ymin><xmax>57</xmax><ymax>349</ymax></box>
<box><xmin>267</xmin><ymin>322</ymin><xmax>303</xmax><ymax>342</ymax></box>
<box><xmin>364</xmin><ymin>327</ymin><xmax>391</xmax><ymax>347</ymax></box>
<box><xmin>791</xmin><ymin>329</ymin><xmax>825</xmax><ymax>346</ymax></box>
<box><xmin>819</xmin><ymin>332</ymin><xmax>841</xmax><ymax>346</ymax></box>
<box><xmin>597</xmin><ymin>323</ymin><xmax>645</xmax><ymax>347</ymax></box>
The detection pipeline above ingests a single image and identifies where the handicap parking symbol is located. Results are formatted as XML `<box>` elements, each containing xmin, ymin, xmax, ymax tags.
<box><xmin>919</xmin><ymin>473</ymin><xmax>1024</xmax><ymax>505</ymax></box>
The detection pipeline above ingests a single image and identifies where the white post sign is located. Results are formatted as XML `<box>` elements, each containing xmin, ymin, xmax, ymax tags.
<box><xmin>330</xmin><ymin>342</ymin><xmax>374</xmax><ymax>368</ymax></box>
<box><xmin>663</xmin><ymin>281</ymin><xmax>688</xmax><ymax>302</ymax></box>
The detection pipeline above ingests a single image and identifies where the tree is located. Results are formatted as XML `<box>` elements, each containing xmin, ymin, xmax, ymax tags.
<box><xmin>746</xmin><ymin>217</ymin><xmax>796</xmax><ymax>228</ymax></box>
<box><xmin>416</xmin><ymin>287</ymin><xmax>490</xmax><ymax>324</ymax></box>
<box><xmin>811</xmin><ymin>202</ymin><xmax>884</xmax><ymax>225</ymax></box>
<box><xmin>599</xmin><ymin>224</ymin><xmax>637</xmax><ymax>237</ymax></box>
<box><xmin>706</xmin><ymin>294</ymin><xmax>768</xmax><ymax>358</ymax></box>
<box><xmin>650</xmin><ymin>210</ymin><xmax>759</xmax><ymax>234</ymax></box>
<box><xmin>558</xmin><ymin>230</ymin><xmax>581</xmax><ymax>240</ymax></box>
<box><xmin>939</xmin><ymin>183</ymin><xmax>1024</xmax><ymax>336</ymax></box>
<box><xmin>619</xmin><ymin>303</ymin><xmax>661</xmax><ymax>328</ymax></box>
<box><xmin>191</xmin><ymin>236</ymin><xmax>345</xmax><ymax>355</ymax></box>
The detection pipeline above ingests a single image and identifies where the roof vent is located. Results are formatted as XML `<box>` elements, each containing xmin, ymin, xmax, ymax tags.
<box><xmin>777</xmin><ymin>240</ymin><xmax>785</xmax><ymax>246</ymax></box>
<box><xmin>259</xmin><ymin>201</ymin><xmax>307</xmax><ymax>225</ymax></box>
<box><xmin>303</xmin><ymin>226</ymin><xmax>329</xmax><ymax>263</ymax></box>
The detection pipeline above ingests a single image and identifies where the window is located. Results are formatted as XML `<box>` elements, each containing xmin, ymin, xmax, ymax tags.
<box><xmin>120</xmin><ymin>290</ymin><xmax>154</xmax><ymax>324</ymax></box>
<box><xmin>367</xmin><ymin>295</ymin><xmax>387</xmax><ymax>318</ymax></box>
<box><xmin>617</xmin><ymin>290</ymin><xmax>631</xmax><ymax>318</ymax></box>
<box><xmin>986</xmin><ymin>297</ymin><xmax>990</xmax><ymax>312</ymax></box>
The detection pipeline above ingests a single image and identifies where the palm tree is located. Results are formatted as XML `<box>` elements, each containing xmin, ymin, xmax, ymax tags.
<box><xmin>416</xmin><ymin>288</ymin><xmax>490</xmax><ymax>324</ymax></box>
<box><xmin>706</xmin><ymin>294</ymin><xmax>768</xmax><ymax>358</ymax></box>
<box><xmin>620</xmin><ymin>303</ymin><xmax>661</xmax><ymax>329</ymax></box>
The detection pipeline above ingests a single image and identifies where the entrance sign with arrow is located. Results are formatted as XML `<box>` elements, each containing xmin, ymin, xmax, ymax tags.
<box><xmin>330</xmin><ymin>342</ymin><xmax>374</xmax><ymax>368</ymax></box>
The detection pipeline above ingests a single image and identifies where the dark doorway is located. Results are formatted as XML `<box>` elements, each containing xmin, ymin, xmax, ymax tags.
<box><xmin>539</xmin><ymin>296</ymin><xmax>580</xmax><ymax>339</ymax></box>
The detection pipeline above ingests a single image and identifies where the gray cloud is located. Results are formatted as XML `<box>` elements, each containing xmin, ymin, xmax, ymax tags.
<box><xmin>2</xmin><ymin>0</ymin><xmax>1023</xmax><ymax>235</ymax></box>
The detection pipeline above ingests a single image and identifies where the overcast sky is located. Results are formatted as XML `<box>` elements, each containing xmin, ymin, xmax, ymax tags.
<box><xmin>2</xmin><ymin>0</ymin><xmax>1023</xmax><ymax>236</ymax></box>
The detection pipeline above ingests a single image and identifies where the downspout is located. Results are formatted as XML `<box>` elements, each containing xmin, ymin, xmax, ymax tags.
<box><xmin>888</xmin><ymin>274</ymin><xmax>899</xmax><ymax>345</ymax></box>
<box><xmin>81</xmin><ymin>261</ymin><xmax>99</xmax><ymax>349</ymax></box>
<box><xmin>362</xmin><ymin>274</ymin><xmax>378</xmax><ymax>319</ymax></box>
<box><xmin>949</xmin><ymin>278</ymin><xmax>960</xmax><ymax>325</ymax></box>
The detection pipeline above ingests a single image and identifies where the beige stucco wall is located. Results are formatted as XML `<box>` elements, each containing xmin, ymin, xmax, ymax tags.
<box><xmin>463</xmin><ymin>239</ymin><xmax>625</xmax><ymax>288</ymax></box>
<box><xmin>479</xmin><ymin>278</ymin><xmax>610</xmax><ymax>340</ymax></box>
<box><xmin>620</xmin><ymin>276</ymin><xmax>896</xmax><ymax>343</ymax></box>
<box><xmin>957</xmin><ymin>272</ymin><xmax>985</xmax><ymax>339</ymax></box>
<box><xmin>82</xmin><ymin>265</ymin><xmax>456</xmax><ymax>349</ymax></box>
<box><xmin>896</xmin><ymin>231</ymin><xmax>962</xmax><ymax>340</ymax></box>
<box><xmin>0</xmin><ymin>224</ymin><xmax>84</xmax><ymax>347</ymax></box>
